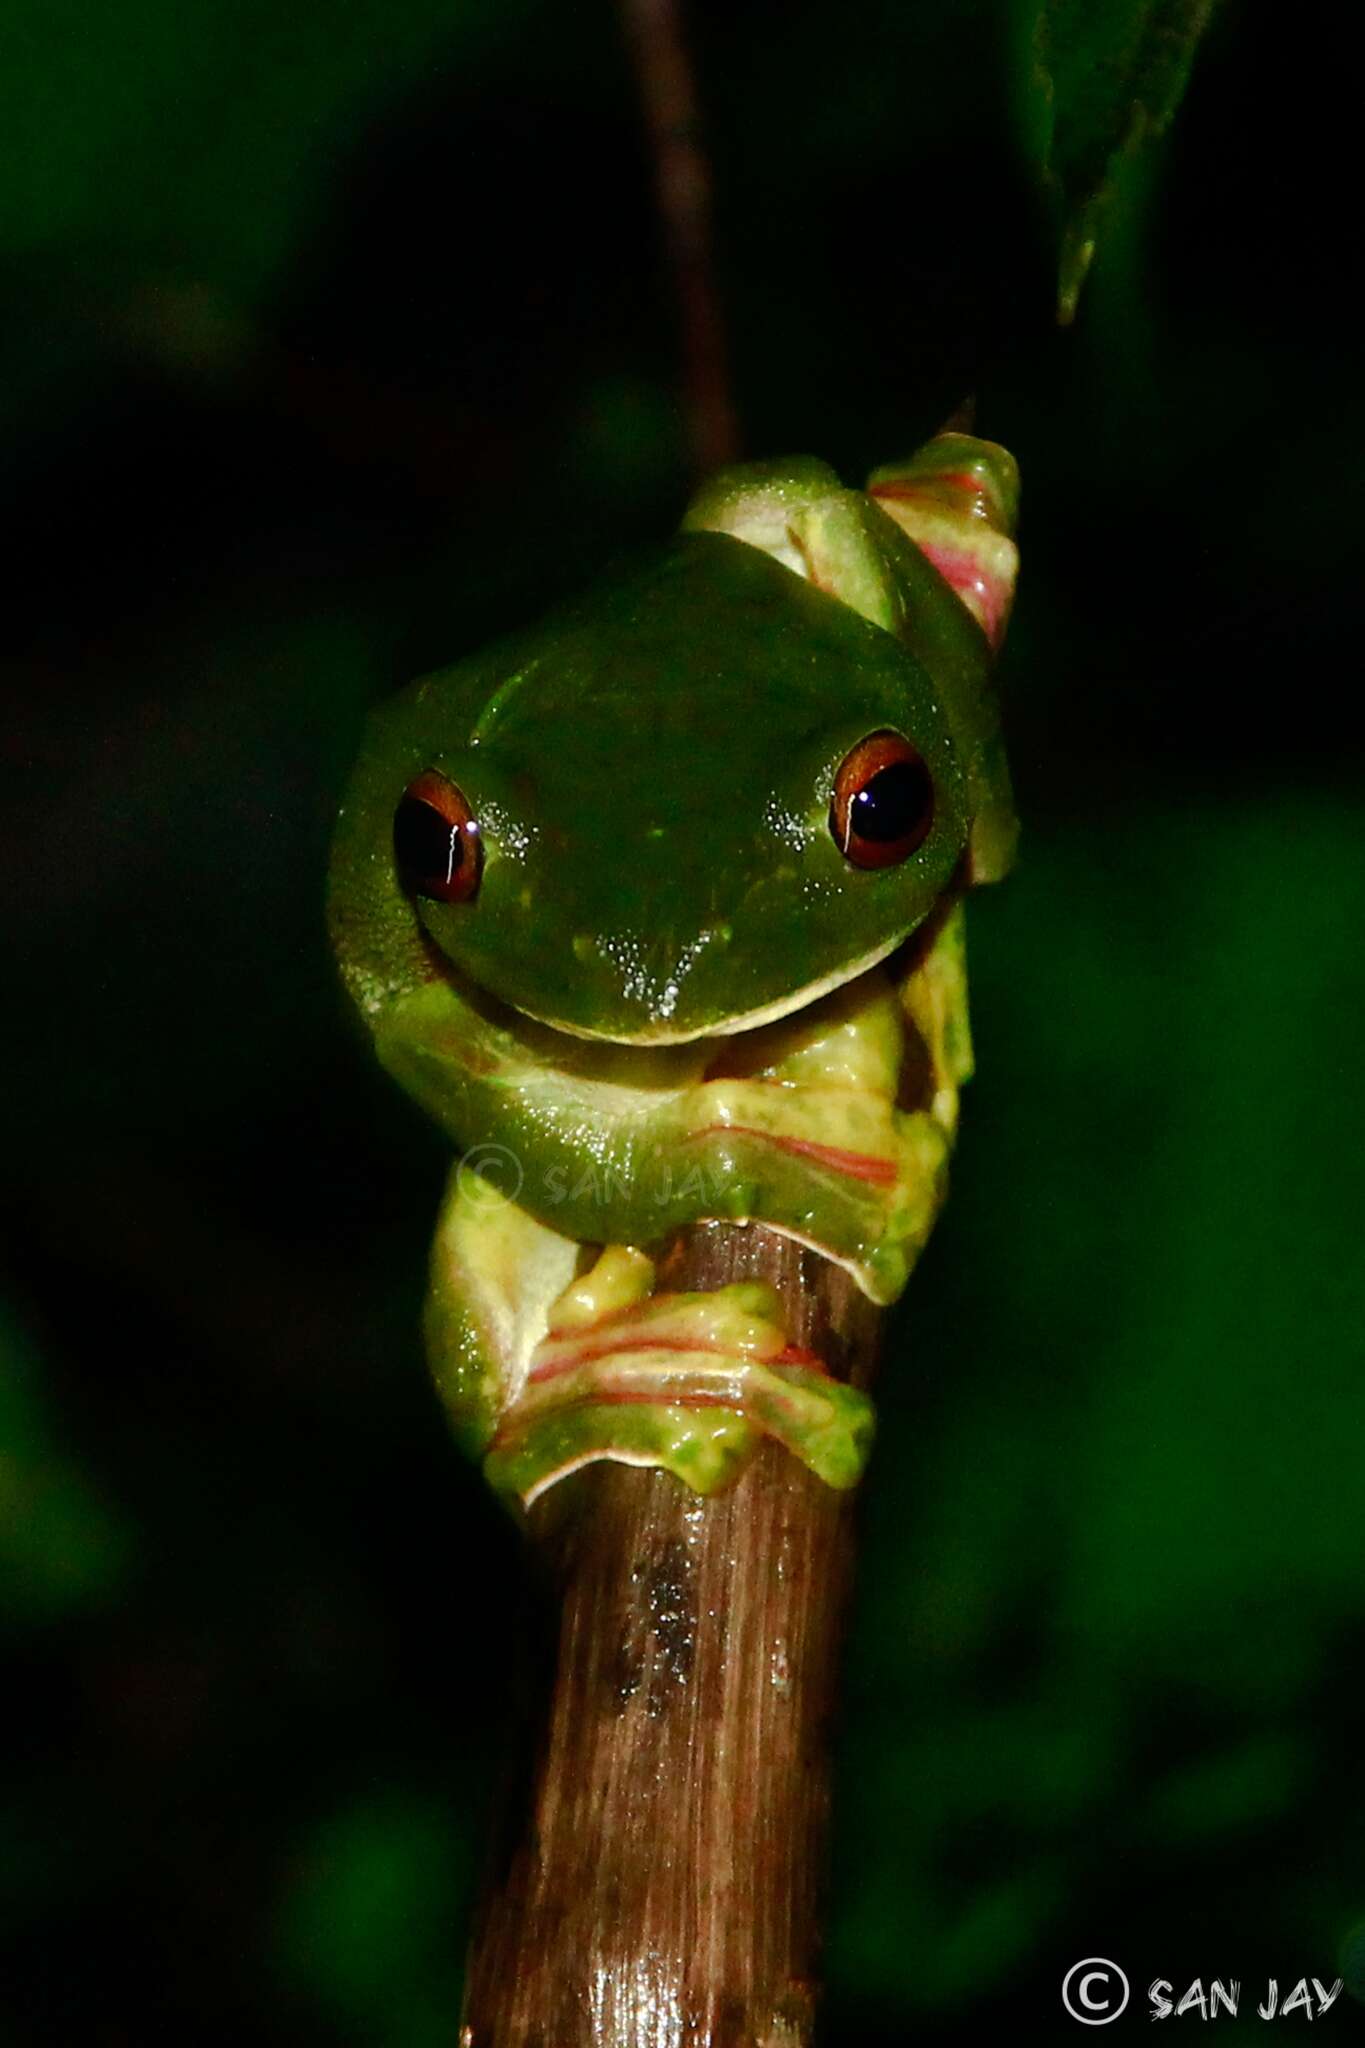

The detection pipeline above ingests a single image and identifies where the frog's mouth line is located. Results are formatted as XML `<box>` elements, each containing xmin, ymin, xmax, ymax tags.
<box><xmin>488</xmin><ymin>927</ymin><xmax>910</xmax><ymax>1049</ymax></box>
<box><xmin>423</xmin><ymin>854</ymin><xmax>966</xmax><ymax>1052</ymax></box>
<box><xmin>417</xmin><ymin>905</ymin><xmax>947</xmax><ymax>1135</ymax></box>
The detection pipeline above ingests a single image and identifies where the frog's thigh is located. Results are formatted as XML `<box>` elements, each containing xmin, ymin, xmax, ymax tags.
<box><xmin>897</xmin><ymin>898</ymin><xmax>974</xmax><ymax>1140</ymax></box>
<box><xmin>423</xmin><ymin>1166</ymin><xmax>581</xmax><ymax>1461</ymax></box>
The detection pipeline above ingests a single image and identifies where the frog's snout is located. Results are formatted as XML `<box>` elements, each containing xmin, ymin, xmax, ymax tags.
<box><xmin>565</xmin><ymin>921</ymin><xmax>736</xmax><ymax>1039</ymax></box>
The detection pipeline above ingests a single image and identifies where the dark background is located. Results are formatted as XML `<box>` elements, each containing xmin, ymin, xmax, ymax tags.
<box><xmin>4</xmin><ymin>0</ymin><xmax>1364</xmax><ymax>2039</ymax></box>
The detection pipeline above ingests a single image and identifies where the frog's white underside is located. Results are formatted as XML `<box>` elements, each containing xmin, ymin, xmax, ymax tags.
<box><xmin>509</xmin><ymin>928</ymin><xmax>908</xmax><ymax>1047</ymax></box>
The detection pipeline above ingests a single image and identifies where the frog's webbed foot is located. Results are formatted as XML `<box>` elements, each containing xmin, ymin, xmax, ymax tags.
<box><xmin>424</xmin><ymin>1177</ymin><xmax>873</xmax><ymax>1510</ymax></box>
<box><xmin>490</xmin><ymin>1255</ymin><xmax>874</xmax><ymax>1506</ymax></box>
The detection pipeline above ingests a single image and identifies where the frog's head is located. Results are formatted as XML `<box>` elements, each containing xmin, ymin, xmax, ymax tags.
<box><xmin>332</xmin><ymin>439</ymin><xmax>1017</xmax><ymax>1047</ymax></box>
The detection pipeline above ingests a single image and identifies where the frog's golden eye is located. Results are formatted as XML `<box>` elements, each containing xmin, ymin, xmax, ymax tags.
<box><xmin>394</xmin><ymin>770</ymin><xmax>482</xmax><ymax>903</ymax></box>
<box><xmin>829</xmin><ymin>731</ymin><xmax>935</xmax><ymax>869</ymax></box>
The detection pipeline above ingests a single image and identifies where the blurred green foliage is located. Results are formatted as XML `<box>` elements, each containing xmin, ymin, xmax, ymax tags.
<box><xmin>3</xmin><ymin>0</ymin><xmax>1364</xmax><ymax>2041</ymax></box>
<box><xmin>7</xmin><ymin>0</ymin><xmax>534</xmax><ymax>293</ymax></box>
<box><xmin>275</xmin><ymin>1792</ymin><xmax>471</xmax><ymax>2046</ymax></box>
<box><xmin>834</xmin><ymin>804</ymin><xmax>1365</xmax><ymax>2018</ymax></box>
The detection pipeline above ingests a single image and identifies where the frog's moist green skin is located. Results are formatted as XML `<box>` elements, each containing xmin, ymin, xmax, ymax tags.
<box><xmin>328</xmin><ymin>431</ymin><xmax>1019</xmax><ymax>1511</ymax></box>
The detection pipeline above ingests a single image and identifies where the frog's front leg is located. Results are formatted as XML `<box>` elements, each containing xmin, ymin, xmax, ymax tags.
<box><xmin>424</xmin><ymin>1173</ymin><xmax>875</xmax><ymax>1511</ymax></box>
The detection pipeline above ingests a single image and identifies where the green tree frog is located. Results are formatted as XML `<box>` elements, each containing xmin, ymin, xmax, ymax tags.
<box><xmin>328</xmin><ymin>432</ymin><xmax>1018</xmax><ymax>1510</ymax></box>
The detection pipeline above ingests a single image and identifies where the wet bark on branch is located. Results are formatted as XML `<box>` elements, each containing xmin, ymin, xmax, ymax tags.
<box><xmin>460</xmin><ymin>1220</ymin><xmax>882</xmax><ymax>2048</ymax></box>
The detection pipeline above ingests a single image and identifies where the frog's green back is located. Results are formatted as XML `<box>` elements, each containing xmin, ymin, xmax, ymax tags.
<box><xmin>329</xmin><ymin>434</ymin><xmax>1018</xmax><ymax>1046</ymax></box>
<box><xmin>685</xmin><ymin>433</ymin><xmax>1020</xmax><ymax>883</ymax></box>
<box><xmin>330</xmin><ymin>532</ymin><xmax>970</xmax><ymax>1043</ymax></box>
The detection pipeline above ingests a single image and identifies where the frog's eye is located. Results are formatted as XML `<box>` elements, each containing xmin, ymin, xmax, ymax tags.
<box><xmin>393</xmin><ymin>770</ymin><xmax>482</xmax><ymax>903</ymax></box>
<box><xmin>829</xmin><ymin>731</ymin><xmax>935</xmax><ymax>869</ymax></box>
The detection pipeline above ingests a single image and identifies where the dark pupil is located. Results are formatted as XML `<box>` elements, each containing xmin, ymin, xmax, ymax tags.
<box><xmin>850</xmin><ymin>757</ymin><xmax>932</xmax><ymax>842</ymax></box>
<box><xmin>394</xmin><ymin>794</ymin><xmax>462</xmax><ymax>890</ymax></box>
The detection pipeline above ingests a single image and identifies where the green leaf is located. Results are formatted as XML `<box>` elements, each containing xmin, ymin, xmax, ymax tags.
<box><xmin>1024</xmin><ymin>0</ymin><xmax>1222</xmax><ymax>321</ymax></box>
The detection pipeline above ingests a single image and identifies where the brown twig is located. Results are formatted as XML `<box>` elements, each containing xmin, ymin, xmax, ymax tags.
<box><xmin>460</xmin><ymin>1222</ymin><xmax>882</xmax><ymax>2047</ymax></box>
<box><xmin>617</xmin><ymin>0</ymin><xmax>740</xmax><ymax>475</ymax></box>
